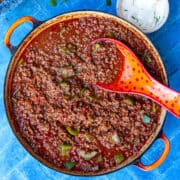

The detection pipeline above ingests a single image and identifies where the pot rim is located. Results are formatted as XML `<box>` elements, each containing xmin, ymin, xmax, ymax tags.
<box><xmin>4</xmin><ymin>10</ymin><xmax>168</xmax><ymax>176</ymax></box>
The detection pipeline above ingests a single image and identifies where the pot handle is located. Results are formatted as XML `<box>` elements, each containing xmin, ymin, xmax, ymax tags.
<box><xmin>4</xmin><ymin>16</ymin><xmax>41</xmax><ymax>54</ymax></box>
<box><xmin>134</xmin><ymin>131</ymin><xmax>170</xmax><ymax>171</ymax></box>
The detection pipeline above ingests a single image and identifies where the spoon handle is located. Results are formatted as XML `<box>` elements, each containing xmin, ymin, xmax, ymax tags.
<box><xmin>137</xmin><ymin>77</ymin><xmax>180</xmax><ymax>118</ymax></box>
<box><xmin>97</xmin><ymin>78</ymin><xmax>180</xmax><ymax>118</ymax></box>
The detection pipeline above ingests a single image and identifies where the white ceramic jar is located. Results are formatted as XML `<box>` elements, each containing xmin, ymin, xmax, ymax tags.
<box><xmin>116</xmin><ymin>0</ymin><xmax>169</xmax><ymax>33</ymax></box>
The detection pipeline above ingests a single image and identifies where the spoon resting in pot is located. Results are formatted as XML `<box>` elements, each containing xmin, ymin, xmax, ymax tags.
<box><xmin>90</xmin><ymin>38</ymin><xmax>180</xmax><ymax>118</ymax></box>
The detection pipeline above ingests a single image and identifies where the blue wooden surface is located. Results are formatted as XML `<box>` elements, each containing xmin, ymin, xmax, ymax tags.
<box><xmin>0</xmin><ymin>0</ymin><xmax>179</xmax><ymax>179</ymax></box>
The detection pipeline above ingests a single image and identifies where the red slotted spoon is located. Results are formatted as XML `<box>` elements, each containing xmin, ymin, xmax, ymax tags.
<box><xmin>90</xmin><ymin>38</ymin><xmax>180</xmax><ymax>118</ymax></box>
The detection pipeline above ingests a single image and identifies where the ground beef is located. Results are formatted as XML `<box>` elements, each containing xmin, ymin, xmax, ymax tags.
<box><xmin>11</xmin><ymin>16</ymin><xmax>162</xmax><ymax>173</ymax></box>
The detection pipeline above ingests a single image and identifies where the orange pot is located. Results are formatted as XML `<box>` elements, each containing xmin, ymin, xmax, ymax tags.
<box><xmin>4</xmin><ymin>11</ymin><xmax>170</xmax><ymax>176</ymax></box>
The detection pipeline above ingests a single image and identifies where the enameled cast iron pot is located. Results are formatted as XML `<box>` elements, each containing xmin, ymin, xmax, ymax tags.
<box><xmin>4</xmin><ymin>11</ymin><xmax>170</xmax><ymax>176</ymax></box>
